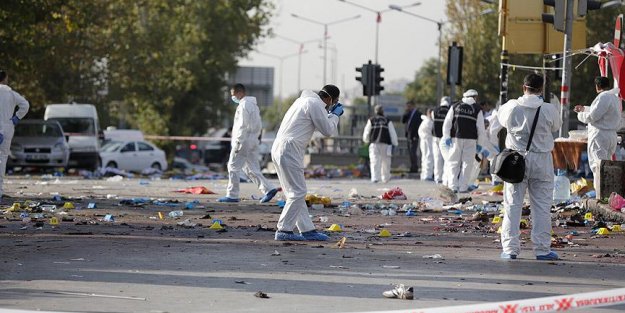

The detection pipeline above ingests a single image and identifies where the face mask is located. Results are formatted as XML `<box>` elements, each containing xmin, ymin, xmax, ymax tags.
<box><xmin>231</xmin><ymin>96</ymin><xmax>240</xmax><ymax>104</ymax></box>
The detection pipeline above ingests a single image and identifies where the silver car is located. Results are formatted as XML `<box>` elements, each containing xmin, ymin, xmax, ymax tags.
<box><xmin>9</xmin><ymin>120</ymin><xmax>70</xmax><ymax>168</ymax></box>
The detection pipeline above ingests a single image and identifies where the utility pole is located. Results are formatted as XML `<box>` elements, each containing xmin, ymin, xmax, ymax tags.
<box><xmin>559</xmin><ymin>0</ymin><xmax>574</xmax><ymax>138</ymax></box>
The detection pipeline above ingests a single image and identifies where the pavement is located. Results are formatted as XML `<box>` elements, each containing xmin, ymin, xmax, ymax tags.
<box><xmin>0</xmin><ymin>175</ymin><xmax>624</xmax><ymax>313</ymax></box>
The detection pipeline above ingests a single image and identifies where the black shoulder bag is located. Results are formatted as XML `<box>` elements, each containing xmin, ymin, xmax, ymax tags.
<box><xmin>491</xmin><ymin>106</ymin><xmax>541</xmax><ymax>184</ymax></box>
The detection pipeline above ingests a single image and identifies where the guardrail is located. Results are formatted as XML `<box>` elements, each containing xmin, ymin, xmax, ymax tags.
<box><xmin>145</xmin><ymin>134</ymin><xmax>410</xmax><ymax>157</ymax></box>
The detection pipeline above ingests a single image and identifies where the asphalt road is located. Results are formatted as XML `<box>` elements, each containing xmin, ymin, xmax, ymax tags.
<box><xmin>0</xmin><ymin>176</ymin><xmax>624</xmax><ymax>313</ymax></box>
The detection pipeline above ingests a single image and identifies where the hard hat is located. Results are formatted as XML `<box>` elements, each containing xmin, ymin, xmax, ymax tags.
<box><xmin>463</xmin><ymin>89</ymin><xmax>478</xmax><ymax>97</ymax></box>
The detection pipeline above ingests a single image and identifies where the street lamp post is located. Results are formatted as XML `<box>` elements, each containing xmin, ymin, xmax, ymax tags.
<box><xmin>257</xmin><ymin>51</ymin><xmax>308</xmax><ymax>100</ymax></box>
<box><xmin>291</xmin><ymin>13</ymin><xmax>361</xmax><ymax>85</ymax></box>
<box><xmin>336</xmin><ymin>1</ymin><xmax>421</xmax><ymax>64</ymax></box>
<box><xmin>275</xmin><ymin>34</ymin><xmax>325</xmax><ymax>92</ymax></box>
<box><xmin>389</xmin><ymin>5</ymin><xmax>494</xmax><ymax>103</ymax></box>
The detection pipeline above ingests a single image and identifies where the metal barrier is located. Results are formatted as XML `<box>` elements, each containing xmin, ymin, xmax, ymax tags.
<box><xmin>312</xmin><ymin>136</ymin><xmax>409</xmax><ymax>156</ymax></box>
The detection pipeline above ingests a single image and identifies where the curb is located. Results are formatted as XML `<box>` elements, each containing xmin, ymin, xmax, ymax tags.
<box><xmin>583</xmin><ymin>199</ymin><xmax>625</xmax><ymax>224</ymax></box>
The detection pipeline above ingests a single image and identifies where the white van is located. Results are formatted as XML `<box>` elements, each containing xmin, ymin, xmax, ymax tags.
<box><xmin>44</xmin><ymin>104</ymin><xmax>101</xmax><ymax>170</ymax></box>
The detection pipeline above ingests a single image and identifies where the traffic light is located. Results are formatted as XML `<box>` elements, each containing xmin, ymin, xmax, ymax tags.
<box><xmin>542</xmin><ymin>0</ymin><xmax>565</xmax><ymax>32</ymax></box>
<box><xmin>578</xmin><ymin>0</ymin><xmax>603</xmax><ymax>17</ymax></box>
<box><xmin>373</xmin><ymin>64</ymin><xmax>384</xmax><ymax>95</ymax></box>
<box><xmin>356</xmin><ymin>64</ymin><xmax>371</xmax><ymax>96</ymax></box>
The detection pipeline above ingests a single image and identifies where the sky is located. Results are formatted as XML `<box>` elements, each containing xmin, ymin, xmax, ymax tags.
<box><xmin>239</xmin><ymin>0</ymin><xmax>447</xmax><ymax>100</ymax></box>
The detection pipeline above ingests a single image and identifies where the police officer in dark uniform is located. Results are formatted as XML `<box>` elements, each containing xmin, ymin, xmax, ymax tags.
<box><xmin>441</xmin><ymin>89</ymin><xmax>486</xmax><ymax>192</ymax></box>
<box><xmin>401</xmin><ymin>101</ymin><xmax>421</xmax><ymax>174</ymax></box>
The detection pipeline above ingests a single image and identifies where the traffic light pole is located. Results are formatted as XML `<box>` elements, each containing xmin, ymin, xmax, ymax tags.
<box><xmin>559</xmin><ymin>0</ymin><xmax>574</xmax><ymax>138</ymax></box>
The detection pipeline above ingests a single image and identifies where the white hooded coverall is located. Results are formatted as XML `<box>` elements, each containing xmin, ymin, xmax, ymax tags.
<box><xmin>418</xmin><ymin>114</ymin><xmax>434</xmax><ymax>180</ymax></box>
<box><xmin>226</xmin><ymin>96</ymin><xmax>275</xmax><ymax>199</ymax></box>
<box><xmin>362</xmin><ymin>116</ymin><xmax>399</xmax><ymax>183</ymax></box>
<box><xmin>498</xmin><ymin>95</ymin><xmax>562</xmax><ymax>256</ymax></box>
<box><xmin>272</xmin><ymin>90</ymin><xmax>339</xmax><ymax>233</ymax></box>
<box><xmin>576</xmin><ymin>90</ymin><xmax>622</xmax><ymax>191</ymax></box>
<box><xmin>465</xmin><ymin>111</ymin><xmax>500</xmax><ymax>187</ymax></box>
<box><xmin>442</xmin><ymin>97</ymin><xmax>486</xmax><ymax>192</ymax></box>
<box><xmin>0</xmin><ymin>84</ymin><xmax>29</xmax><ymax>198</ymax></box>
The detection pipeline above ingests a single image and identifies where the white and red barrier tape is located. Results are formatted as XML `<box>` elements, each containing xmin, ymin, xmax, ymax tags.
<box><xmin>358</xmin><ymin>287</ymin><xmax>625</xmax><ymax>313</ymax></box>
<box><xmin>144</xmin><ymin>134</ymin><xmax>274</xmax><ymax>143</ymax></box>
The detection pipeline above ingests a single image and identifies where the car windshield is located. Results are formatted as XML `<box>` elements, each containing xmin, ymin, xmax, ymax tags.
<box><xmin>101</xmin><ymin>141</ymin><xmax>124</xmax><ymax>152</ymax></box>
<box><xmin>48</xmin><ymin>118</ymin><xmax>95</xmax><ymax>135</ymax></box>
<box><xmin>15</xmin><ymin>122</ymin><xmax>63</xmax><ymax>137</ymax></box>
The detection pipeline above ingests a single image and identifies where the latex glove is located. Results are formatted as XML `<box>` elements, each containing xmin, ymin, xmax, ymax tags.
<box><xmin>481</xmin><ymin>149</ymin><xmax>490</xmax><ymax>158</ymax></box>
<box><xmin>494</xmin><ymin>146</ymin><xmax>500</xmax><ymax>153</ymax></box>
<box><xmin>330</xmin><ymin>103</ymin><xmax>344</xmax><ymax>117</ymax></box>
<box><xmin>476</xmin><ymin>144</ymin><xmax>483</xmax><ymax>153</ymax></box>
<box><xmin>10</xmin><ymin>116</ymin><xmax>19</xmax><ymax>126</ymax></box>
<box><xmin>0</xmin><ymin>133</ymin><xmax>3</xmax><ymax>145</ymax></box>
<box><xmin>444</xmin><ymin>138</ymin><xmax>452</xmax><ymax>148</ymax></box>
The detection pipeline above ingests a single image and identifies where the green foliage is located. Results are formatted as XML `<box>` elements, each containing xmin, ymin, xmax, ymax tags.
<box><xmin>0</xmin><ymin>0</ymin><xmax>273</xmax><ymax>136</ymax></box>
<box><xmin>262</xmin><ymin>94</ymin><xmax>298</xmax><ymax>131</ymax></box>
<box><xmin>404</xmin><ymin>0</ymin><xmax>622</xmax><ymax>108</ymax></box>
<box><xmin>404</xmin><ymin>57</ymin><xmax>439</xmax><ymax>106</ymax></box>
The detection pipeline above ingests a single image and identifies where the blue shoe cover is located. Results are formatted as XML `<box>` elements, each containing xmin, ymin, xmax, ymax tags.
<box><xmin>301</xmin><ymin>230</ymin><xmax>329</xmax><ymax>241</ymax></box>
<box><xmin>217</xmin><ymin>197</ymin><xmax>240</xmax><ymax>203</ymax></box>
<box><xmin>260</xmin><ymin>188</ymin><xmax>279</xmax><ymax>203</ymax></box>
<box><xmin>274</xmin><ymin>231</ymin><xmax>305</xmax><ymax>241</ymax></box>
<box><xmin>500</xmin><ymin>252</ymin><xmax>517</xmax><ymax>259</ymax></box>
<box><xmin>536</xmin><ymin>251</ymin><xmax>559</xmax><ymax>260</ymax></box>
<box><xmin>467</xmin><ymin>184</ymin><xmax>479</xmax><ymax>192</ymax></box>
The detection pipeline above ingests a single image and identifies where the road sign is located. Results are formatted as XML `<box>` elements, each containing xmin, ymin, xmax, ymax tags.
<box><xmin>499</xmin><ymin>0</ymin><xmax>587</xmax><ymax>54</ymax></box>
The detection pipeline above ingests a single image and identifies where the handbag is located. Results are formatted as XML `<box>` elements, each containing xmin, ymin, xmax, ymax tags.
<box><xmin>492</xmin><ymin>106</ymin><xmax>541</xmax><ymax>183</ymax></box>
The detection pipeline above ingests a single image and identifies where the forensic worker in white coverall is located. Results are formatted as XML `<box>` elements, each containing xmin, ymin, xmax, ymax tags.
<box><xmin>0</xmin><ymin>70</ymin><xmax>29</xmax><ymax>200</ymax></box>
<box><xmin>418</xmin><ymin>108</ymin><xmax>434</xmax><ymax>180</ymax></box>
<box><xmin>363</xmin><ymin>105</ymin><xmax>398</xmax><ymax>183</ymax></box>
<box><xmin>272</xmin><ymin>85</ymin><xmax>343</xmax><ymax>241</ymax></box>
<box><xmin>218</xmin><ymin>83</ymin><xmax>278</xmax><ymax>203</ymax></box>
<box><xmin>498</xmin><ymin>73</ymin><xmax>562</xmax><ymax>261</ymax></box>
<box><xmin>442</xmin><ymin>89</ymin><xmax>486</xmax><ymax>192</ymax></box>
<box><xmin>432</xmin><ymin>97</ymin><xmax>450</xmax><ymax>184</ymax></box>
<box><xmin>574</xmin><ymin>76</ymin><xmax>622</xmax><ymax>193</ymax></box>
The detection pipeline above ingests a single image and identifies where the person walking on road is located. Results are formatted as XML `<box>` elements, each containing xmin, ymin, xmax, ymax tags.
<box><xmin>272</xmin><ymin>85</ymin><xmax>344</xmax><ymax>241</ymax></box>
<box><xmin>363</xmin><ymin>105</ymin><xmax>398</xmax><ymax>183</ymax></box>
<box><xmin>218</xmin><ymin>83</ymin><xmax>278</xmax><ymax>203</ymax></box>
<box><xmin>498</xmin><ymin>73</ymin><xmax>562</xmax><ymax>260</ymax></box>
<box><xmin>0</xmin><ymin>70</ymin><xmax>29</xmax><ymax>201</ymax></box>
<box><xmin>418</xmin><ymin>108</ymin><xmax>434</xmax><ymax>181</ymax></box>
<box><xmin>432</xmin><ymin>96</ymin><xmax>450</xmax><ymax>185</ymax></box>
<box><xmin>574</xmin><ymin>76</ymin><xmax>622</xmax><ymax>192</ymax></box>
<box><xmin>442</xmin><ymin>89</ymin><xmax>486</xmax><ymax>193</ymax></box>
<box><xmin>401</xmin><ymin>101</ymin><xmax>421</xmax><ymax>174</ymax></box>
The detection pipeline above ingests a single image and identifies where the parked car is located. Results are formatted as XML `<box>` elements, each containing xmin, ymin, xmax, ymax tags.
<box><xmin>172</xmin><ymin>157</ymin><xmax>209</xmax><ymax>174</ymax></box>
<box><xmin>8</xmin><ymin>120</ymin><xmax>70</xmax><ymax>169</ymax></box>
<box><xmin>99</xmin><ymin>140</ymin><xmax>167</xmax><ymax>172</ymax></box>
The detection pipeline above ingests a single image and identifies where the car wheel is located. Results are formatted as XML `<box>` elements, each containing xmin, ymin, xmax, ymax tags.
<box><xmin>106</xmin><ymin>161</ymin><xmax>117</xmax><ymax>169</ymax></box>
<box><xmin>151</xmin><ymin>162</ymin><xmax>162</xmax><ymax>170</ymax></box>
<box><xmin>93</xmin><ymin>157</ymin><xmax>102</xmax><ymax>171</ymax></box>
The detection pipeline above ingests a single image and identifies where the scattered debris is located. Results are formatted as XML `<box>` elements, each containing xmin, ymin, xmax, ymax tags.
<box><xmin>174</xmin><ymin>186</ymin><xmax>215</xmax><ymax>195</ymax></box>
<box><xmin>254</xmin><ymin>291</ymin><xmax>270</xmax><ymax>299</ymax></box>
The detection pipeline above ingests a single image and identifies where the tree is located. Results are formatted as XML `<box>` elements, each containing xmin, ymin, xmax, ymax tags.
<box><xmin>262</xmin><ymin>94</ymin><xmax>298</xmax><ymax>131</ymax></box>
<box><xmin>403</xmin><ymin>57</ymin><xmax>439</xmax><ymax>106</ymax></box>
<box><xmin>0</xmin><ymin>0</ymin><xmax>273</xmax><ymax>137</ymax></box>
<box><xmin>444</xmin><ymin>0</ymin><xmax>501</xmax><ymax>104</ymax></box>
<box><xmin>404</xmin><ymin>0</ymin><xmax>623</xmax><ymax>111</ymax></box>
